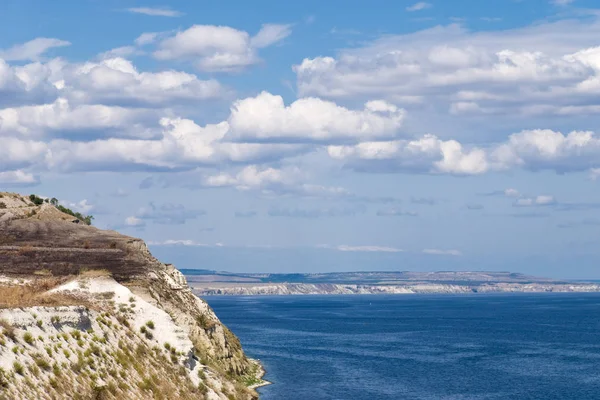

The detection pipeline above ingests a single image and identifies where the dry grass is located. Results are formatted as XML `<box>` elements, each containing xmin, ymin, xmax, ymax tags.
<box><xmin>0</xmin><ymin>278</ymin><xmax>81</xmax><ymax>309</ymax></box>
<box><xmin>78</xmin><ymin>269</ymin><xmax>112</xmax><ymax>278</ymax></box>
<box><xmin>16</xmin><ymin>245</ymin><xmax>34</xmax><ymax>256</ymax></box>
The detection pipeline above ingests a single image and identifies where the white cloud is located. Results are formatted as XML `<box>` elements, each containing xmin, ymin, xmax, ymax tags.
<box><xmin>203</xmin><ymin>165</ymin><xmax>350</xmax><ymax>199</ymax></box>
<box><xmin>227</xmin><ymin>92</ymin><xmax>405</xmax><ymax>142</ymax></box>
<box><xmin>98</xmin><ymin>46</ymin><xmax>141</xmax><ymax>59</ymax></box>
<box><xmin>294</xmin><ymin>17</ymin><xmax>600</xmax><ymax>117</ymax></box>
<box><xmin>328</xmin><ymin>129</ymin><xmax>600</xmax><ymax>175</ymax></box>
<box><xmin>126</xmin><ymin>7</ymin><xmax>183</xmax><ymax>17</ymax></box>
<box><xmin>591</xmin><ymin>168</ymin><xmax>600</xmax><ymax>180</ymax></box>
<box><xmin>43</xmin><ymin>114</ymin><xmax>305</xmax><ymax>173</ymax></box>
<box><xmin>205</xmin><ymin>165</ymin><xmax>294</xmax><ymax>189</ymax></box>
<box><xmin>0</xmin><ymin>137</ymin><xmax>47</xmax><ymax>170</ymax></box>
<box><xmin>422</xmin><ymin>249</ymin><xmax>462</xmax><ymax>256</ymax></box>
<box><xmin>250</xmin><ymin>24</ymin><xmax>293</xmax><ymax>48</ymax></box>
<box><xmin>514</xmin><ymin>195</ymin><xmax>556</xmax><ymax>207</ymax></box>
<box><xmin>504</xmin><ymin>188</ymin><xmax>521</xmax><ymax>197</ymax></box>
<box><xmin>0</xmin><ymin>56</ymin><xmax>226</xmax><ymax>107</ymax></box>
<box><xmin>135</xmin><ymin>33</ymin><xmax>160</xmax><ymax>46</ymax></box>
<box><xmin>62</xmin><ymin>199</ymin><xmax>95</xmax><ymax>213</ymax></box>
<box><xmin>320</xmin><ymin>245</ymin><xmax>404</xmax><ymax>252</ymax></box>
<box><xmin>491</xmin><ymin>129</ymin><xmax>600</xmax><ymax>172</ymax></box>
<box><xmin>153</xmin><ymin>24</ymin><xmax>291</xmax><ymax>72</ymax></box>
<box><xmin>0</xmin><ymin>97</ymin><xmax>157</xmax><ymax>139</ymax></box>
<box><xmin>125</xmin><ymin>216</ymin><xmax>145</xmax><ymax>227</ymax></box>
<box><xmin>328</xmin><ymin>134</ymin><xmax>489</xmax><ymax>175</ymax></box>
<box><xmin>0</xmin><ymin>38</ymin><xmax>70</xmax><ymax>61</ymax></box>
<box><xmin>64</xmin><ymin>57</ymin><xmax>225</xmax><ymax>106</ymax></box>
<box><xmin>406</xmin><ymin>2</ymin><xmax>432</xmax><ymax>12</ymax></box>
<box><xmin>0</xmin><ymin>170</ymin><xmax>39</xmax><ymax>185</ymax></box>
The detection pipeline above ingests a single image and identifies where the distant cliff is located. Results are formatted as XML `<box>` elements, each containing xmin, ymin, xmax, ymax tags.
<box><xmin>192</xmin><ymin>282</ymin><xmax>600</xmax><ymax>296</ymax></box>
<box><xmin>0</xmin><ymin>192</ymin><xmax>264</xmax><ymax>399</ymax></box>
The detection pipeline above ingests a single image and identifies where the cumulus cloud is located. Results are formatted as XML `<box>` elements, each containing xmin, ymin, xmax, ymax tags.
<box><xmin>5</xmin><ymin>107</ymin><xmax>600</xmax><ymax>178</ymax></box>
<box><xmin>0</xmin><ymin>38</ymin><xmax>70</xmax><ymax>61</ymax></box>
<box><xmin>0</xmin><ymin>97</ymin><xmax>158</xmax><ymax>139</ymax></box>
<box><xmin>152</xmin><ymin>24</ymin><xmax>292</xmax><ymax>72</ymax></box>
<box><xmin>203</xmin><ymin>164</ymin><xmax>350</xmax><ymax>198</ymax></box>
<box><xmin>327</xmin><ymin>134</ymin><xmax>489</xmax><ymax>175</ymax></box>
<box><xmin>328</xmin><ymin>129</ymin><xmax>600</xmax><ymax>175</ymax></box>
<box><xmin>0</xmin><ymin>113</ymin><xmax>306</xmax><ymax>173</ymax></box>
<box><xmin>61</xmin><ymin>199</ymin><xmax>95</xmax><ymax>214</ymax></box>
<box><xmin>294</xmin><ymin>17</ymin><xmax>600</xmax><ymax>117</ymax></box>
<box><xmin>0</xmin><ymin>170</ymin><xmax>39</xmax><ymax>186</ymax></box>
<box><xmin>63</xmin><ymin>57</ymin><xmax>226</xmax><ymax>106</ymax></box>
<box><xmin>126</xmin><ymin>7</ymin><xmax>183</xmax><ymax>17</ymax></box>
<box><xmin>228</xmin><ymin>92</ymin><xmax>405</xmax><ymax>142</ymax></box>
<box><xmin>0</xmin><ymin>56</ymin><xmax>226</xmax><ymax>108</ymax></box>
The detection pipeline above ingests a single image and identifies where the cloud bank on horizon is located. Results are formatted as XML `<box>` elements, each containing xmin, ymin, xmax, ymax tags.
<box><xmin>1</xmin><ymin>0</ymin><xmax>600</xmax><ymax>277</ymax></box>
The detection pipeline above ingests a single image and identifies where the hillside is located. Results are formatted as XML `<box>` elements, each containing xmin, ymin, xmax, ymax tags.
<box><xmin>185</xmin><ymin>270</ymin><xmax>600</xmax><ymax>296</ymax></box>
<box><xmin>0</xmin><ymin>193</ymin><xmax>265</xmax><ymax>399</ymax></box>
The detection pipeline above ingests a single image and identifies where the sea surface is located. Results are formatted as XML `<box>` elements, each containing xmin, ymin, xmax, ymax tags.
<box><xmin>205</xmin><ymin>294</ymin><xmax>600</xmax><ymax>400</ymax></box>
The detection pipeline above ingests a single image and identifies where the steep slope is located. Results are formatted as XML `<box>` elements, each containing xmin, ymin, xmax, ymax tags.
<box><xmin>0</xmin><ymin>193</ymin><xmax>264</xmax><ymax>399</ymax></box>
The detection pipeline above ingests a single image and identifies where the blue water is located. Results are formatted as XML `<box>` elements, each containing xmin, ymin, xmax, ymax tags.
<box><xmin>205</xmin><ymin>294</ymin><xmax>600</xmax><ymax>399</ymax></box>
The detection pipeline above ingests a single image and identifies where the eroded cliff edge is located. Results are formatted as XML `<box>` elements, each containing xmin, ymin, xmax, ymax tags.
<box><xmin>0</xmin><ymin>193</ymin><xmax>264</xmax><ymax>399</ymax></box>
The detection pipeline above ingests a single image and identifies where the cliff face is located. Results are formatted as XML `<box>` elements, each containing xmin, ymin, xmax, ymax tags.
<box><xmin>191</xmin><ymin>282</ymin><xmax>600</xmax><ymax>296</ymax></box>
<box><xmin>0</xmin><ymin>193</ymin><xmax>262</xmax><ymax>399</ymax></box>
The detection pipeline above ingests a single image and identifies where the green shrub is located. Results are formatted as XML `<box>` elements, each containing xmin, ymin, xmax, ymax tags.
<box><xmin>0</xmin><ymin>367</ymin><xmax>9</xmax><ymax>388</ymax></box>
<box><xmin>13</xmin><ymin>362</ymin><xmax>24</xmax><ymax>375</ymax></box>
<box><xmin>145</xmin><ymin>321</ymin><xmax>155</xmax><ymax>330</ymax></box>
<box><xmin>34</xmin><ymin>356</ymin><xmax>51</xmax><ymax>371</ymax></box>
<box><xmin>23</xmin><ymin>332</ymin><xmax>34</xmax><ymax>345</ymax></box>
<box><xmin>0</xmin><ymin>320</ymin><xmax>16</xmax><ymax>341</ymax></box>
<box><xmin>29</xmin><ymin>194</ymin><xmax>44</xmax><ymax>206</ymax></box>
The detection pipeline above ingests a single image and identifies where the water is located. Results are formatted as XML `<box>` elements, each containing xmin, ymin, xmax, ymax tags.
<box><xmin>205</xmin><ymin>294</ymin><xmax>600</xmax><ymax>399</ymax></box>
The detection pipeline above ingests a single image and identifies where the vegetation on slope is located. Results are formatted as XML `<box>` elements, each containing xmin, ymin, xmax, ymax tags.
<box><xmin>28</xmin><ymin>194</ymin><xmax>94</xmax><ymax>225</ymax></box>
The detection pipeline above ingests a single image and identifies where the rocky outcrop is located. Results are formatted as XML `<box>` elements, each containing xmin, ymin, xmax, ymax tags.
<box><xmin>0</xmin><ymin>193</ymin><xmax>263</xmax><ymax>399</ymax></box>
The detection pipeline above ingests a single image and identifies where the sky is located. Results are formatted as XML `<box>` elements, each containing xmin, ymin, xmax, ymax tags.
<box><xmin>1</xmin><ymin>0</ymin><xmax>600</xmax><ymax>278</ymax></box>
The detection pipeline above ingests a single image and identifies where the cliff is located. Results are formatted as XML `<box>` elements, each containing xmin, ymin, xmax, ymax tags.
<box><xmin>191</xmin><ymin>282</ymin><xmax>600</xmax><ymax>296</ymax></box>
<box><xmin>0</xmin><ymin>192</ymin><xmax>265</xmax><ymax>399</ymax></box>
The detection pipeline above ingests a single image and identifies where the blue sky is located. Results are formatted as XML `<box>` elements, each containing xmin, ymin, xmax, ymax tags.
<box><xmin>2</xmin><ymin>0</ymin><xmax>600</xmax><ymax>278</ymax></box>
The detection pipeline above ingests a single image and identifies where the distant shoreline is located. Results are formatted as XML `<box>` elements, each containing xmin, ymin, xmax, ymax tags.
<box><xmin>184</xmin><ymin>270</ymin><xmax>600</xmax><ymax>296</ymax></box>
<box><xmin>191</xmin><ymin>282</ymin><xmax>600</xmax><ymax>296</ymax></box>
